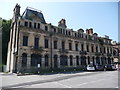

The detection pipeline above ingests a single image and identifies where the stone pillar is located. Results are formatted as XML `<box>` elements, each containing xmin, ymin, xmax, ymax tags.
<box><xmin>86</xmin><ymin>56</ymin><xmax>88</xmax><ymax>65</ymax></box>
<box><xmin>27</xmin><ymin>55</ymin><xmax>31</xmax><ymax>69</ymax></box>
<box><xmin>94</xmin><ymin>56</ymin><xmax>96</xmax><ymax>65</ymax></box>
<box><xmin>41</xmin><ymin>56</ymin><xmax>45</xmax><ymax>68</ymax></box>
<box><xmin>58</xmin><ymin>56</ymin><xmax>60</xmax><ymax>68</ymax></box>
<box><xmin>17</xmin><ymin>55</ymin><xmax>22</xmax><ymax>72</ymax></box>
<box><xmin>84</xmin><ymin>41</ymin><xmax>87</xmax><ymax>51</ymax></box>
<box><xmin>67</xmin><ymin>58</ymin><xmax>70</xmax><ymax>67</ymax></box>
<box><xmin>73</xmin><ymin>57</ymin><xmax>76</xmax><ymax>67</ymax></box>
<box><xmin>79</xmin><ymin>56</ymin><xmax>81</xmax><ymax>66</ymax></box>
<box><xmin>89</xmin><ymin>44</ymin><xmax>91</xmax><ymax>53</ymax></box>
<box><xmin>98</xmin><ymin>45</ymin><xmax>100</xmax><ymax>52</ymax></box>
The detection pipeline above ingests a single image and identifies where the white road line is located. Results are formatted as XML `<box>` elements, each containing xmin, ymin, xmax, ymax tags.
<box><xmin>74</xmin><ymin>78</ymin><xmax>110</xmax><ymax>87</ymax></box>
<box><xmin>55</xmin><ymin>82</ymin><xmax>72</xmax><ymax>88</ymax></box>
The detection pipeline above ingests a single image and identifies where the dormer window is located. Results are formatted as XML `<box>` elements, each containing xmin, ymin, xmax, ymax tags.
<box><xmin>54</xmin><ymin>28</ymin><xmax>56</xmax><ymax>33</ymax></box>
<box><xmin>68</xmin><ymin>31</ymin><xmax>71</xmax><ymax>35</ymax></box>
<box><xmin>24</xmin><ymin>21</ymin><xmax>28</xmax><ymax>27</ymax></box>
<box><xmin>75</xmin><ymin>33</ymin><xmax>77</xmax><ymax>37</ymax></box>
<box><xmin>45</xmin><ymin>26</ymin><xmax>48</xmax><ymax>31</ymax></box>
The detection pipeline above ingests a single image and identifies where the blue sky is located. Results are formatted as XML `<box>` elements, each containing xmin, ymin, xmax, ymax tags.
<box><xmin>0</xmin><ymin>1</ymin><xmax>118</xmax><ymax>42</ymax></box>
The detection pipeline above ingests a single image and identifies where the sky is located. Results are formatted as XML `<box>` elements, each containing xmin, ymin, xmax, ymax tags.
<box><xmin>0</xmin><ymin>0</ymin><xmax>118</xmax><ymax>42</ymax></box>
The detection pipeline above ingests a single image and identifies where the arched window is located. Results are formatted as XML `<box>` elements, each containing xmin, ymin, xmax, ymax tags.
<box><xmin>88</xmin><ymin>56</ymin><xmax>90</xmax><ymax>65</ymax></box>
<box><xmin>22</xmin><ymin>53</ymin><xmax>27</xmax><ymax>67</ymax></box>
<box><xmin>76</xmin><ymin>56</ymin><xmax>79</xmax><ymax>66</ymax></box>
<box><xmin>70</xmin><ymin>55</ymin><xmax>73</xmax><ymax>66</ymax></box>
<box><xmin>60</xmin><ymin>55</ymin><xmax>68</xmax><ymax>66</ymax></box>
<box><xmin>96</xmin><ymin>57</ymin><xmax>100</xmax><ymax>65</ymax></box>
<box><xmin>54</xmin><ymin>55</ymin><xmax>58</xmax><ymax>68</ymax></box>
<box><xmin>92</xmin><ymin>57</ymin><xmax>95</xmax><ymax>65</ymax></box>
<box><xmin>81</xmin><ymin>56</ymin><xmax>86</xmax><ymax>66</ymax></box>
<box><xmin>31</xmin><ymin>54</ymin><xmax>42</xmax><ymax>67</ymax></box>
<box><xmin>45</xmin><ymin>55</ymin><xmax>49</xmax><ymax>67</ymax></box>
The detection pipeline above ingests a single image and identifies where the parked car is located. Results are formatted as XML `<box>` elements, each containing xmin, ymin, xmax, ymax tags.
<box><xmin>95</xmin><ymin>65</ymin><xmax>105</xmax><ymax>71</ymax></box>
<box><xmin>86</xmin><ymin>65</ymin><xmax>96</xmax><ymax>71</ymax></box>
<box><xmin>104</xmin><ymin>64</ymin><xmax>116</xmax><ymax>71</ymax></box>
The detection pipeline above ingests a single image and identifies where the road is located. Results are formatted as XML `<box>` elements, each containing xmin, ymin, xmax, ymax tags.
<box><xmin>1</xmin><ymin>70</ymin><xmax>118</xmax><ymax>89</ymax></box>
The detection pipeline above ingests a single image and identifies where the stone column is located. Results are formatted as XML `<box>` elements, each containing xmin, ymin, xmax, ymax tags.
<box><xmin>41</xmin><ymin>56</ymin><xmax>45</xmax><ymax>68</ymax></box>
<box><xmin>73</xmin><ymin>57</ymin><xmax>76</xmax><ymax>67</ymax></box>
<box><xmin>17</xmin><ymin>55</ymin><xmax>22</xmax><ymax>72</ymax></box>
<box><xmin>79</xmin><ymin>56</ymin><xmax>81</xmax><ymax>66</ymax></box>
<box><xmin>58</xmin><ymin>56</ymin><xmax>60</xmax><ymax>68</ymax></box>
<box><xmin>27</xmin><ymin>54</ymin><xmax>31</xmax><ymax>69</ymax></box>
<box><xmin>84</xmin><ymin>41</ymin><xmax>87</xmax><ymax>51</ymax></box>
<box><xmin>94</xmin><ymin>56</ymin><xmax>96</xmax><ymax>65</ymax></box>
<box><xmin>89</xmin><ymin>44</ymin><xmax>91</xmax><ymax>53</ymax></box>
<box><xmin>67</xmin><ymin>57</ymin><xmax>70</xmax><ymax>67</ymax></box>
<box><xmin>86</xmin><ymin>56</ymin><xmax>88</xmax><ymax>65</ymax></box>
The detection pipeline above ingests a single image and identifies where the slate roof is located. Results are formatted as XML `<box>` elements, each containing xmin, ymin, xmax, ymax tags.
<box><xmin>22</xmin><ymin>7</ymin><xmax>46</xmax><ymax>24</ymax></box>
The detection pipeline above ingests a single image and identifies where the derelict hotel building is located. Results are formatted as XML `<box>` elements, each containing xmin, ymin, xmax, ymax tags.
<box><xmin>6</xmin><ymin>4</ymin><xmax>115</xmax><ymax>73</ymax></box>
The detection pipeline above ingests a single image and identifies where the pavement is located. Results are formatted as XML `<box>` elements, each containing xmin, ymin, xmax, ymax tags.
<box><xmin>1</xmin><ymin>70</ymin><xmax>119</xmax><ymax>89</ymax></box>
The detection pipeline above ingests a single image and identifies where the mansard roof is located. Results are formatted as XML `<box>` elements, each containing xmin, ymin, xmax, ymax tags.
<box><xmin>21</xmin><ymin>7</ymin><xmax>46</xmax><ymax>24</ymax></box>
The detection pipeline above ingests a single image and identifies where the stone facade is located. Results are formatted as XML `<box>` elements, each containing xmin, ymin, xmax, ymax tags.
<box><xmin>6</xmin><ymin>4</ymin><xmax>116</xmax><ymax>73</ymax></box>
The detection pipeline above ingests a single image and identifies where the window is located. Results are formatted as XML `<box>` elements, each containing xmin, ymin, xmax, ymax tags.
<box><xmin>68</xmin><ymin>31</ymin><xmax>71</xmax><ymax>35</ymax></box>
<box><xmin>107</xmin><ymin>48</ymin><xmax>109</xmax><ymax>53</ymax></box>
<box><xmin>88</xmin><ymin>56</ymin><xmax>90</xmax><ymax>64</ymax></box>
<box><xmin>38</xmin><ymin>23</ymin><xmax>40</xmax><ymax>29</ymax></box>
<box><xmin>23</xmin><ymin>36</ymin><xmax>28</xmax><ymax>46</ymax></box>
<box><xmin>45</xmin><ymin>26</ymin><xmax>48</xmax><ymax>31</ymax></box>
<box><xmin>54</xmin><ymin>40</ymin><xmax>57</xmax><ymax>49</ymax></box>
<box><xmin>34</xmin><ymin>23</ymin><xmax>36</xmax><ymax>29</ymax></box>
<box><xmin>34</xmin><ymin>37</ymin><xmax>39</xmax><ymax>49</ymax></box>
<box><xmin>24</xmin><ymin>21</ymin><xmax>28</xmax><ymax>27</ymax></box>
<box><xmin>91</xmin><ymin>45</ymin><xmax>94</xmax><ymax>52</ymax></box>
<box><xmin>60</xmin><ymin>29</ymin><xmax>62</xmax><ymax>34</ymax></box>
<box><xmin>62</xmin><ymin>41</ymin><xmax>65</xmax><ymax>50</ymax></box>
<box><xmin>63</xmin><ymin>29</ymin><xmax>65</xmax><ymax>34</ymax></box>
<box><xmin>96</xmin><ymin>46</ymin><xmax>98</xmax><ymax>52</ymax></box>
<box><xmin>54</xmin><ymin>28</ymin><xmax>56</xmax><ymax>33</ymax></box>
<box><xmin>81</xmin><ymin>44</ymin><xmax>84</xmax><ymax>51</ymax></box>
<box><xmin>22</xmin><ymin>53</ymin><xmax>27</xmax><ymax>67</ymax></box>
<box><xmin>75</xmin><ymin>33</ymin><xmax>77</xmax><ymax>37</ymax></box>
<box><xmin>45</xmin><ymin>55</ymin><xmax>49</xmax><ymax>67</ymax></box>
<box><xmin>31</xmin><ymin>54</ymin><xmax>42</xmax><ymax>67</ymax></box>
<box><xmin>69</xmin><ymin>42</ymin><xmax>72</xmax><ymax>50</ymax></box>
<box><xmin>100</xmin><ymin>47</ymin><xmax>102</xmax><ymax>53</ymax></box>
<box><xmin>104</xmin><ymin>47</ymin><xmax>106</xmax><ymax>53</ymax></box>
<box><xmin>87</xmin><ymin>45</ymin><xmax>89</xmax><ymax>52</ymax></box>
<box><xmin>45</xmin><ymin>39</ymin><xmax>49</xmax><ymax>48</ymax></box>
<box><xmin>70</xmin><ymin>55</ymin><xmax>73</xmax><ymax>66</ymax></box>
<box><xmin>29</xmin><ymin>22</ymin><xmax>32</xmax><ymax>28</ymax></box>
<box><xmin>76</xmin><ymin>56</ymin><xmax>79</xmax><ymax>66</ymax></box>
<box><xmin>75</xmin><ymin>43</ymin><xmax>78</xmax><ymax>51</ymax></box>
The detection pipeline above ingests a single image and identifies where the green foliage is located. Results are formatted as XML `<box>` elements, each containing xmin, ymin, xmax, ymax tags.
<box><xmin>2</xmin><ymin>19</ymin><xmax>12</xmax><ymax>65</ymax></box>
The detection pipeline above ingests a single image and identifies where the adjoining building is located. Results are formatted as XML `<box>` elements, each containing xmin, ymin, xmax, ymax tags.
<box><xmin>112</xmin><ymin>41</ymin><xmax>120</xmax><ymax>65</ymax></box>
<box><xmin>6</xmin><ymin>4</ymin><xmax>116</xmax><ymax>73</ymax></box>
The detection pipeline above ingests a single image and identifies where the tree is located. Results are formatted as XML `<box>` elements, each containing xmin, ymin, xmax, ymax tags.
<box><xmin>2</xmin><ymin>19</ymin><xmax>11</xmax><ymax>65</ymax></box>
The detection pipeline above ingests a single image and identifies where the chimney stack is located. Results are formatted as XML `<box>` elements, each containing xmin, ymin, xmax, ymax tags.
<box><xmin>58</xmin><ymin>19</ymin><xmax>67</xmax><ymax>28</ymax></box>
<box><xmin>86</xmin><ymin>29</ymin><xmax>89</xmax><ymax>34</ymax></box>
<box><xmin>89</xmin><ymin>28</ymin><xmax>93</xmax><ymax>35</ymax></box>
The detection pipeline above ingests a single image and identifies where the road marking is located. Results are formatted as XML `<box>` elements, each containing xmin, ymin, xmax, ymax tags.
<box><xmin>55</xmin><ymin>82</ymin><xmax>72</xmax><ymax>88</ymax></box>
<box><xmin>74</xmin><ymin>78</ymin><xmax>109</xmax><ymax>87</ymax></box>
